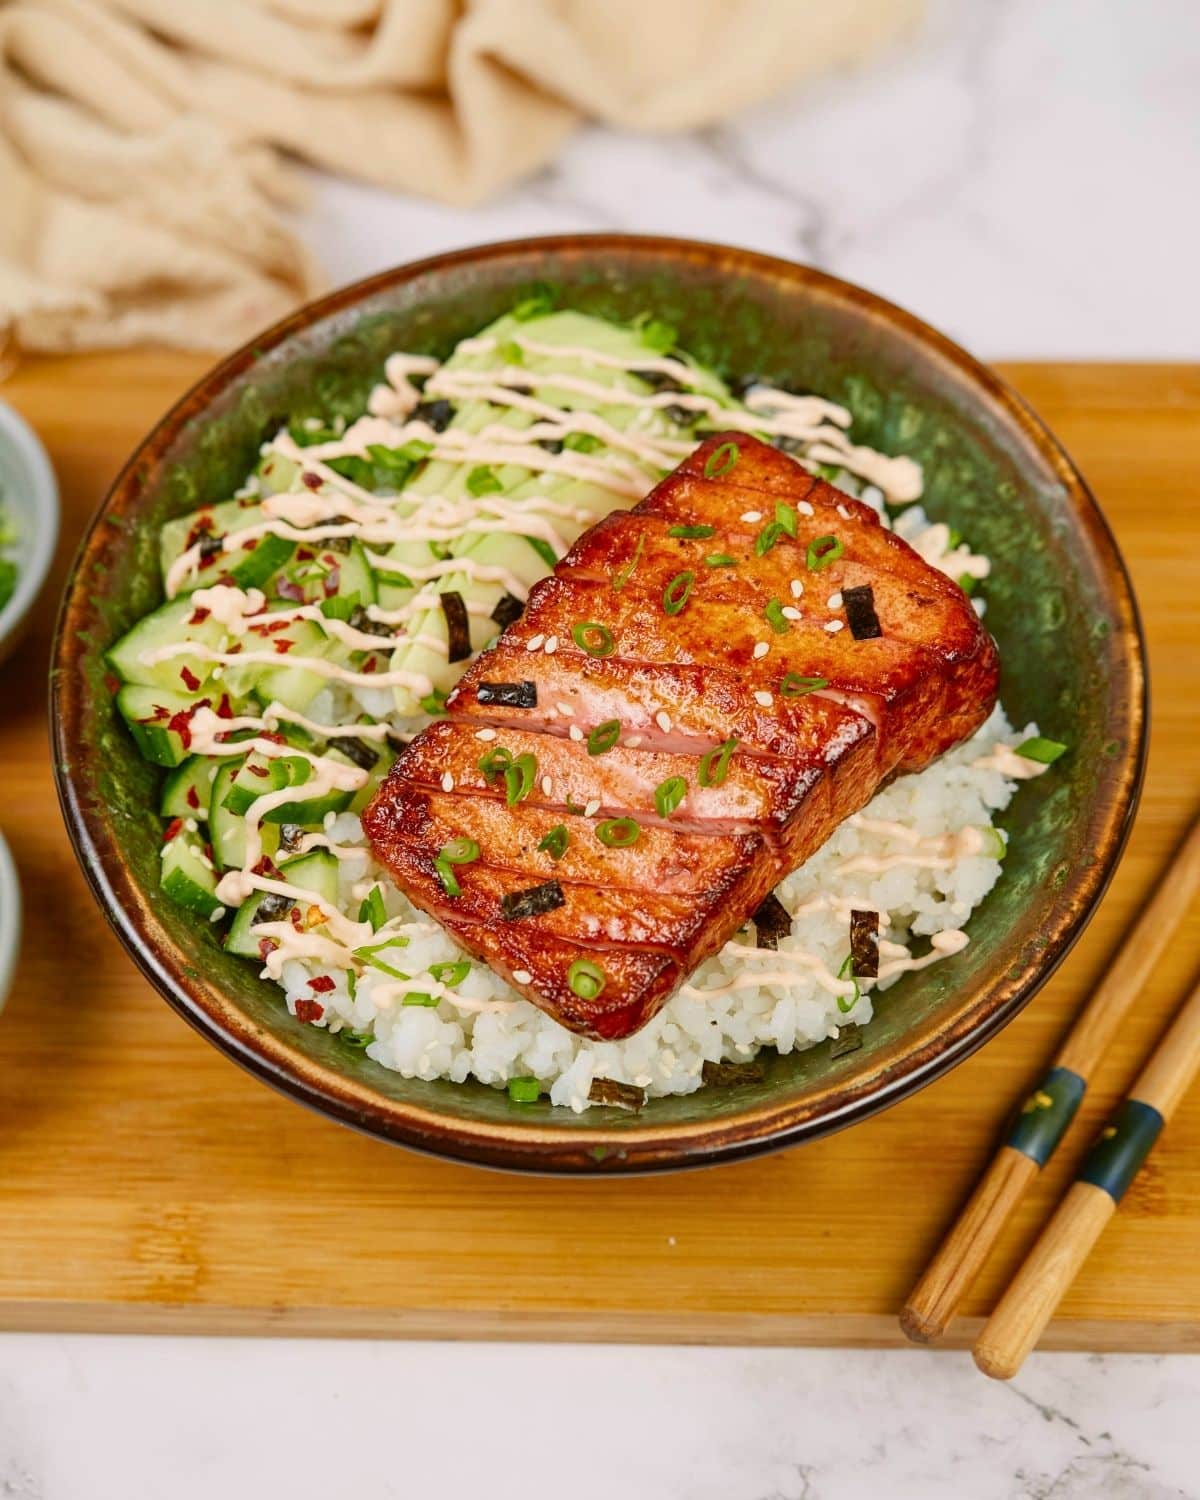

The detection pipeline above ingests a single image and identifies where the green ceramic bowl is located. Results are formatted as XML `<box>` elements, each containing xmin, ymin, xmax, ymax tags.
<box><xmin>51</xmin><ymin>236</ymin><xmax>1145</xmax><ymax>1173</ymax></box>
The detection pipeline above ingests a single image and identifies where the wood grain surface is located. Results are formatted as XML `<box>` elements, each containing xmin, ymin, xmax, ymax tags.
<box><xmin>0</xmin><ymin>354</ymin><xmax>1196</xmax><ymax>1348</ymax></box>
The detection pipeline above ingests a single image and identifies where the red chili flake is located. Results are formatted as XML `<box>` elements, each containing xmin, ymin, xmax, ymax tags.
<box><xmin>322</xmin><ymin>567</ymin><xmax>341</xmax><ymax>599</ymax></box>
<box><xmin>103</xmin><ymin>672</ymin><xmax>121</xmax><ymax>695</ymax></box>
<box><xmin>216</xmin><ymin>573</ymin><xmax>236</xmax><ymax>587</ymax></box>
<box><xmin>148</xmin><ymin>702</ymin><xmax>171</xmax><ymax>722</ymax></box>
<box><xmin>167</xmin><ymin>709</ymin><xmax>194</xmax><ymax>748</ymax></box>
<box><xmin>186</xmin><ymin>786</ymin><xmax>200</xmax><ymax>810</ymax></box>
<box><xmin>289</xmin><ymin>906</ymin><xmax>304</xmax><ymax>931</ymax></box>
<box><xmin>217</xmin><ymin>694</ymin><xmax>234</xmax><ymax>719</ymax></box>
<box><xmin>185</xmin><ymin>516</ymin><xmax>215</xmax><ymax>549</ymax></box>
<box><xmin>179</xmin><ymin>665</ymin><xmax>201</xmax><ymax>692</ymax></box>
<box><xmin>274</xmin><ymin>577</ymin><xmax>306</xmax><ymax>603</ymax></box>
<box><xmin>361</xmin><ymin>655</ymin><xmax>378</xmax><ymax>674</ymax></box>
<box><xmin>294</xmin><ymin>998</ymin><xmax>325</xmax><ymax>1023</ymax></box>
<box><xmin>227</xmin><ymin>642</ymin><xmax>243</xmax><ymax>655</ymax></box>
<box><xmin>261</xmin><ymin>618</ymin><xmax>291</xmax><ymax>634</ymax></box>
<box><xmin>308</xmin><ymin>975</ymin><xmax>336</xmax><ymax>994</ymax></box>
<box><xmin>247</xmin><ymin>763</ymin><xmax>270</xmax><ymax>777</ymax></box>
<box><xmin>302</xmin><ymin>471</ymin><xmax>322</xmax><ymax>491</ymax></box>
<box><xmin>162</xmin><ymin>818</ymin><xmax>184</xmax><ymax>843</ymax></box>
<box><xmin>203</xmin><ymin>843</ymin><xmax>215</xmax><ymax>864</ymax></box>
<box><xmin>251</xmin><ymin>856</ymin><xmax>280</xmax><ymax>878</ymax></box>
<box><xmin>188</xmin><ymin>607</ymin><xmax>211</xmax><ymax>626</ymax></box>
<box><xmin>243</xmin><ymin>537</ymin><xmax>259</xmax><ymax>552</ymax></box>
<box><xmin>296</xmin><ymin>548</ymin><xmax>315</xmax><ymax>562</ymax></box>
<box><xmin>238</xmin><ymin>495</ymin><xmax>257</xmax><ymax>509</ymax></box>
<box><xmin>273</xmin><ymin>638</ymin><xmax>295</xmax><ymax>654</ymax></box>
<box><xmin>257</xmin><ymin>937</ymin><xmax>280</xmax><ymax>961</ymax></box>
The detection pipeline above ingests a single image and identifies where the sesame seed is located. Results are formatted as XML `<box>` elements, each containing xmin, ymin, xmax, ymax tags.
<box><xmin>624</xmin><ymin>734</ymin><xmax>643</xmax><ymax>748</ymax></box>
<box><xmin>824</xmin><ymin>619</ymin><xmax>844</xmax><ymax>634</ymax></box>
<box><xmin>790</xmin><ymin>579</ymin><xmax>804</xmax><ymax>598</ymax></box>
<box><xmin>837</xmin><ymin>503</ymin><xmax>852</xmax><ymax>520</ymax></box>
<box><xmin>827</xmin><ymin>591</ymin><xmax>843</xmax><ymax>608</ymax></box>
<box><xmin>184</xmin><ymin>818</ymin><xmax>198</xmax><ymax>834</ymax></box>
<box><xmin>752</xmin><ymin>641</ymin><xmax>769</xmax><ymax>659</ymax></box>
<box><xmin>475</xmin><ymin>727</ymin><xmax>497</xmax><ymax>741</ymax></box>
<box><xmin>655</xmin><ymin>710</ymin><xmax>672</xmax><ymax>733</ymax></box>
<box><xmin>541</xmin><ymin>776</ymin><xmax>552</xmax><ymax>795</ymax></box>
<box><xmin>512</xmin><ymin>969</ymin><xmax>533</xmax><ymax>985</ymax></box>
<box><xmin>569</xmin><ymin>725</ymin><xmax>584</xmax><ymax>741</ymax></box>
<box><xmin>544</xmin><ymin>635</ymin><xmax>558</xmax><ymax>654</ymax></box>
<box><xmin>525</xmin><ymin>633</ymin><xmax>545</xmax><ymax>652</ymax></box>
<box><xmin>557</xmin><ymin>701</ymin><xmax>574</xmax><ymax>716</ymax></box>
<box><xmin>584</xmin><ymin>798</ymin><xmax>601</xmax><ymax>817</ymax></box>
<box><xmin>740</xmin><ymin>510</ymin><xmax>763</xmax><ymax>523</ymax></box>
<box><xmin>754</xmin><ymin>690</ymin><xmax>772</xmax><ymax>707</ymax></box>
<box><xmin>209</xmin><ymin>906</ymin><xmax>226</xmax><ymax>923</ymax></box>
<box><xmin>781</xmin><ymin>606</ymin><xmax>801</xmax><ymax>620</ymax></box>
<box><xmin>441</xmin><ymin>772</ymin><xmax>454</xmax><ymax>792</ymax></box>
<box><xmin>798</xmin><ymin>500</ymin><xmax>814</xmax><ymax>516</ymax></box>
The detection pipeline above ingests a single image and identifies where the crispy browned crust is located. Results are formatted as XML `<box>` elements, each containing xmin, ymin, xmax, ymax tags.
<box><xmin>363</xmin><ymin>434</ymin><xmax>1000</xmax><ymax>1039</ymax></box>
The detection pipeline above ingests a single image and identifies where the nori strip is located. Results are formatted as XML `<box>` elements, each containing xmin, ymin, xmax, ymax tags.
<box><xmin>490</xmin><ymin>592</ymin><xmax>525</xmax><ymax>630</ymax></box>
<box><xmin>439</xmin><ymin>590</ymin><xmax>472</xmax><ymax>663</ymax></box>
<box><xmin>348</xmin><ymin>605</ymin><xmax>393</xmax><ymax>637</ymax></box>
<box><xmin>850</xmin><ymin>909</ymin><xmax>879</xmax><ymax>977</ymax></box>
<box><xmin>477</xmin><ymin>680</ymin><xmax>538</xmax><ymax>709</ymax></box>
<box><xmin>701</xmin><ymin>1059</ymin><xmax>767</xmax><ymax>1088</ymax></box>
<box><xmin>843</xmin><ymin>585</ymin><xmax>882</xmax><ymax>640</ymax></box>
<box><xmin>752</xmin><ymin>891</ymin><xmax>791</xmax><ymax>950</ymax></box>
<box><xmin>278</xmin><ymin>823</ymin><xmax>305</xmax><ymax>854</ymax></box>
<box><xmin>500</xmin><ymin>881</ymin><xmax>565</xmax><ymax>922</ymax></box>
<box><xmin>253</xmin><ymin>893</ymin><xmax>291</xmax><ymax>926</ymax></box>
<box><xmin>411</xmin><ymin>398</ymin><xmax>454</xmax><ymax>432</ymax></box>
<box><xmin>338</xmin><ymin>736</ymin><xmax>380</xmax><ymax>772</ymax></box>
<box><xmin>588</xmin><ymin>1078</ymin><xmax>646</xmax><ymax>1112</ymax></box>
<box><xmin>830</xmin><ymin>1024</ymin><xmax>864</xmax><ymax>1060</ymax></box>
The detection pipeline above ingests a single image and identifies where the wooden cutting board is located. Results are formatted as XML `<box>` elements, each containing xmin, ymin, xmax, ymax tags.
<box><xmin>1</xmin><ymin>355</ymin><xmax>1196</xmax><ymax>1350</ymax></box>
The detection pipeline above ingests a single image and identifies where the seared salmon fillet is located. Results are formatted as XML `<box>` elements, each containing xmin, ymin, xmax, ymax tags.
<box><xmin>363</xmin><ymin>434</ymin><xmax>999</xmax><ymax>1039</ymax></box>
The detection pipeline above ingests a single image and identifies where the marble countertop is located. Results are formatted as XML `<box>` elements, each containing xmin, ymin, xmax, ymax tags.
<box><xmin>2</xmin><ymin>1</ymin><xmax>1197</xmax><ymax>1495</ymax></box>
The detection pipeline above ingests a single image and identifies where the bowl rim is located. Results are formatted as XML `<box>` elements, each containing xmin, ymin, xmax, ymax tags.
<box><xmin>0</xmin><ymin>829</ymin><xmax>20</xmax><ymax>1017</ymax></box>
<box><xmin>49</xmin><ymin>234</ymin><xmax>1147</xmax><ymax>1174</ymax></box>
<box><xmin>0</xmin><ymin>399</ymin><xmax>60</xmax><ymax>652</ymax></box>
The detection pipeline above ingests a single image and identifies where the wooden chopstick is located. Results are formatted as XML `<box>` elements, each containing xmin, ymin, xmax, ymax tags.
<box><xmin>974</xmin><ymin>973</ymin><xmax>1200</xmax><ymax>1379</ymax></box>
<box><xmin>901</xmin><ymin>811</ymin><xmax>1200</xmax><ymax>1345</ymax></box>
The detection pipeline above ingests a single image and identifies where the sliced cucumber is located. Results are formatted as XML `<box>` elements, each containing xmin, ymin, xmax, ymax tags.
<box><xmin>159</xmin><ymin>826</ymin><xmax>221</xmax><ymax>918</ymax></box>
<box><xmin>159</xmin><ymin>498</ymin><xmax>295</xmax><ymax>595</ymax></box>
<box><xmin>271</xmin><ymin>538</ymin><xmax>378</xmax><ymax>616</ymax></box>
<box><xmin>209</xmin><ymin>757</ymin><xmax>282</xmax><ymax>871</ymax></box>
<box><xmin>222</xmin><ymin>746</ymin><xmax>357</xmax><ymax>825</ymax></box>
<box><xmin>348</xmin><ymin>738</ymin><xmax>395</xmax><ymax>815</ymax></box>
<box><xmin>225</xmin><ymin>848</ymin><xmax>340</xmax><ymax>959</ymax></box>
<box><xmin>106</xmin><ymin>596</ymin><xmax>228</xmax><ymax>693</ymax></box>
<box><xmin>116</xmin><ymin>684</ymin><xmax>211</xmax><ymax>767</ymax></box>
<box><xmin>159</xmin><ymin>755</ymin><xmax>219</xmax><ymax>818</ymax></box>
<box><xmin>222</xmin><ymin>616</ymin><xmax>332</xmax><ymax>713</ymax></box>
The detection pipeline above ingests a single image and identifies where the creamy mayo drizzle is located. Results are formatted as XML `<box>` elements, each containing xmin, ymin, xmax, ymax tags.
<box><xmin>366</xmin><ymin>353</ymin><xmax>440</xmax><ymax>418</ymax></box>
<box><xmin>971</xmin><ymin>744</ymin><xmax>1051</xmax><ymax>779</ymax></box>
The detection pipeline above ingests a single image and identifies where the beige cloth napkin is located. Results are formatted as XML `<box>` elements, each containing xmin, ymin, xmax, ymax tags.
<box><xmin>0</xmin><ymin>0</ymin><xmax>920</xmax><ymax>355</ymax></box>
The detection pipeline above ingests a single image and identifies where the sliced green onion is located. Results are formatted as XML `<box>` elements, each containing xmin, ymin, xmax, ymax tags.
<box><xmin>572</xmin><ymin>621</ymin><xmax>615</xmax><ymax>658</ymax></box>
<box><xmin>357</xmin><ymin>885</ymin><xmax>387</xmax><ymax>932</ymax></box>
<box><xmin>402</xmin><ymin>991</ymin><xmax>440</xmax><ymax>1007</ymax></box>
<box><xmin>836</xmin><ymin>954</ymin><xmax>860</xmax><ymax>1014</ymax></box>
<box><xmin>587</xmin><ymin>719</ymin><xmax>621</xmax><ymax>756</ymax></box>
<box><xmin>419</xmin><ymin>686</ymin><xmax>448</xmax><ymax>717</ymax></box>
<box><xmin>704</xmin><ymin>552</ymin><xmax>736</xmax><ymax>568</ymax></box>
<box><xmin>1015</xmin><ymin>736</ymin><xmax>1068</xmax><ymax>765</ymax></box>
<box><xmin>807</xmin><ymin>534</ymin><xmax>844</xmax><ymax>571</ymax></box>
<box><xmin>636</xmin><ymin>316</ymin><xmax>677</xmax><ymax>354</ymax></box>
<box><xmin>775</xmin><ymin>501</ymin><xmax>797</xmax><ymax>538</ymax></box>
<box><xmin>667</xmin><ymin>524</ymin><xmax>716</xmax><ymax>539</ymax></box>
<box><xmin>440</xmin><ymin>837</ymin><xmax>480</xmax><ymax>865</ymax></box>
<box><xmin>538</xmin><ymin>824</ymin><xmax>569</xmax><ymax>861</ymax></box>
<box><xmin>567</xmin><ymin>959</ymin><xmax>607</xmax><ymax>1000</ymax></box>
<box><xmin>780</xmin><ymin>673</ymin><xmax>829</xmax><ymax>698</ymax></box>
<box><xmin>663</xmin><ymin>570</ymin><xmax>695</xmax><ymax>616</ymax></box>
<box><xmin>654</xmin><ymin>775</ymin><xmax>687</xmax><ymax>818</ymax></box>
<box><xmin>434</xmin><ymin>857</ymin><xmax>461</xmax><ymax>897</ymax></box>
<box><xmin>352</xmin><ymin>941</ymin><xmax>410</xmax><ymax>982</ymax></box>
<box><xmin>512</xmin><ymin>284</ymin><xmax>556</xmax><ymax>320</ymax></box>
<box><xmin>496</xmin><ymin>339</ymin><xmax>524</xmax><ymax>365</ymax></box>
<box><xmin>563</xmin><ymin>431</ymin><xmax>602</xmax><ymax>454</ymax></box>
<box><xmin>477</xmin><ymin>746</ymin><xmax>513</xmax><ymax>782</ymax></box>
<box><xmin>764</xmin><ymin>598</ymin><xmax>789</xmax><ymax>634</ymax></box>
<box><xmin>429</xmin><ymin>960</ymin><xmax>471</xmax><ymax>987</ymax></box>
<box><xmin>596</xmin><ymin>817</ymin><xmax>640</xmax><ymax>848</ymax></box>
<box><xmin>698</xmin><ymin>737</ymin><xmax>738</xmax><ymax>787</ymax></box>
<box><xmin>958</xmin><ymin>573</ymin><xmax>978</xmax><ymax>596</ymax></box>
<box><xmin>507</xmin><ymin>1076</ymin><xmax>541</xmax><ymax>1103</ymax></box>
<box><xmin>755</xmin><ymin>521</ymin><xmax>784</xmax><ymax>557</ymax></box>
<box><xmin>703</xmin><ymin>441</ymin><xmax>740</xmax><ymax>479</ymax></box>
<box><xmin>947</xmin><ymin>526</ymin><xmax>963</xmax><ymax>548</ymax></box>
<box><xmin>522</xmin><ymin>535</ymin><xmax>558</xmax><ymax>568</ymax></box>
<box><xmin>980</xmin><ymin>827</ymin><xmax>1008</xmax><ymax>860</ymax></box>
<box><xmin>612</xmin><ymin>534</ymin><xmax>644</xmax><ymax>591</ymax></box>
<box><xmin>815</xmin><ymin>463</ymin><xmax>842</xmax><ymax>484</ymax></box>
<box><xmin>503</xmin><ymin>753</ymin><xmax>537</xmax><ymax>806</ymax></box>
<box><xmin>467</xmin><ymin>464</ymin><xmax>503</xmax><ymax>497</ymax></box>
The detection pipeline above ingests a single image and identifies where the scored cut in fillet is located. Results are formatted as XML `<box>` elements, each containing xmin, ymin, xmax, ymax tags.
<box><xmin>363</xmin><ymin>433</ymin><xmax>1000</xmax><ymax>1040</ymax></box>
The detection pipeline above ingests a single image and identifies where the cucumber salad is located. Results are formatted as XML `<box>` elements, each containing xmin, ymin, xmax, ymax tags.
<box><xmin>106</xmin><ymin>299</ymin><xmax>1052</xmax><ymax>1110</ymax></box>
